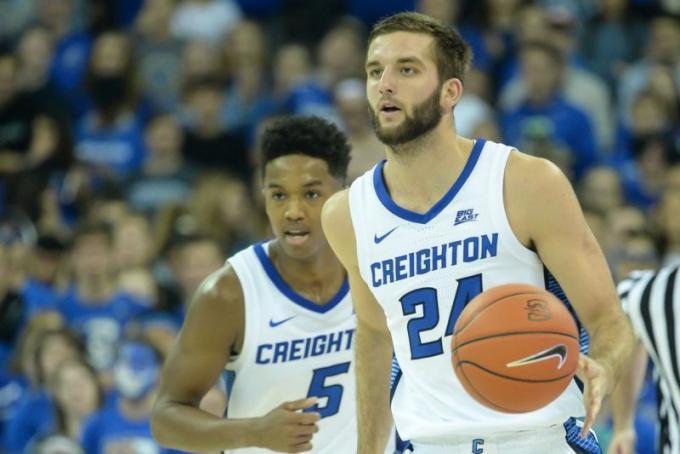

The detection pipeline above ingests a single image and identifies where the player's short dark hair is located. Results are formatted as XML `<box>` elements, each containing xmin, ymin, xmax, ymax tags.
<box><xmin>368</xmin><ymin>12</ymin><xmax>472</xmax><ymax>84</ymax></box>
<box><xmin>260</xmin><ymin>116</ymin><xmax>351</xmax><ymax>181</ymax></box>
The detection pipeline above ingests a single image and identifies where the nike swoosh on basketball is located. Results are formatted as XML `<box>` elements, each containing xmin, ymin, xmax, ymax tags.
<box><xmin>506</xmin><ymin>344</ymin><xmax>568</xmax><ymax>369</ymax></box>
<box><xmin>269</xmin><ymin>316</ymin><xmax>296</xmax><ymax>327</ymax></box>
<box><xmin>374</xmin><ymin>227</ymin><xmax>398</xmax><ymax>244</ymax></box>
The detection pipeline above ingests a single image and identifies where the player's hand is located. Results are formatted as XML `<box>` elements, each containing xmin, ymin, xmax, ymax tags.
<box><xmin>253</xmin><ymin>397</ymin><xmax>321</xmax><ymax>453</ymax></box>
<box><xmin>607</xmin><ymin>428</ymin><xmax>636</xmax><ymax>454</ymax></box>
<box><xmin>576</xmin><ymin>355</ymin><xmax>611</xmax><ymax>438</ymax></box>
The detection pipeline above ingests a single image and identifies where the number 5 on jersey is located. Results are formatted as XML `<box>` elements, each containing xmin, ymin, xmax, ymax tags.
<box><xmin>305</xmin><ymin>362</ymin><xmax>351</xmax><ymax>418</ymax></box>
<box><xmin>400</xmin><ymin>274</ymin><xmax>482</xmax><ymax>359</ymax></box>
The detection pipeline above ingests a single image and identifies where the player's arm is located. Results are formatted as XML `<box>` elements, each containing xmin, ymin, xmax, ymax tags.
<box><xmin>322</xmin><ymin>190</ymin><xmax>394</xmax><ymax>454</ymax></box>
<box><xmin>505</xmin><ymin>153</ymin><xmax>635</xmax><ymax>435</ymax></box>
<box><xmin>151</xmin><ymin>265</ymin><xmax>320</xmax><ymax>453</ymax></box>
<box><xmin>608</xmin><ymin>341</ymin><xmax>648</xmax><ymax>454</ymax></box>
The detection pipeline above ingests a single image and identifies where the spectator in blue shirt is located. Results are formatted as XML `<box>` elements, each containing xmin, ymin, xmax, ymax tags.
<box><xmin>21</xmin><ymin>235</ymin><xmax>66</xmax><ymax>319</ymax></box>
<box><xmin>75</xmin><ymin>32</ymin><xmax>148</xmax><ymax>180</ymax></box>
<box><xmin>501</xmin><ymin>41</ymin><xmax>598</xmax><ymax>180</ymax></box>
<box><xmin>3</xmin><ymin>328</ymin><xmax>84</xmax><ymax>454</ymax></box>
<box><xmin>613</xmin><ymin>91</ymin><xmax>679</xmax><ymax>209</ymax></box>
<box><xmin>35</xmin><ymin>0</ymin><xmax>93</xmax><ymax>114</ymax></box>
<box><xmin>80</xmin><ymin>340</ymin><xmax>180</xmax><ymax>454</ymax></box>
<box><xmin>0</xmin><ymin>235</ymin><xmax>69</xmax><ymax>371</ymax></box>
<box><xmin>39</xmin><ymin>357</ymin><xmax>104</xmax><ymax>447</ymax></box>
<box><xmin>0</xmin><ymin>312</ymin><xmax>64</xmax><ymax>446</ymax></box>
<box><xmin>58</xmin><ymin>223</ymin><xmax>149</xmax><ymax>373</ymax></box>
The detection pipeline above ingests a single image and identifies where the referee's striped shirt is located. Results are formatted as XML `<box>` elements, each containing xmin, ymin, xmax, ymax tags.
<box><xmin>618</xmin><ymin>265</ymin><xmax>680</xmax><ymax>454</ymax></box>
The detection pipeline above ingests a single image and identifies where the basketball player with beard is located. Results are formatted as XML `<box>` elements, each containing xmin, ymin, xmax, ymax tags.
<box><xmin>321</xmin><ymin>12</ymin><xmax>634</xmax><ymax>454</ymax></box>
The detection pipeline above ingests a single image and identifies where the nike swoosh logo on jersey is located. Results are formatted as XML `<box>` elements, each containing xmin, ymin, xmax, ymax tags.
<box><xmin>269</xmin><ymin>316</ymin><xmax>296</xmax><ymax>327</ymax></box>
<box><xmin>374</xmin><ymin>227</ymin><xmax>398</xmax><ymax>244</ymax></box>
<box><xmin>506</xmin><ymin>344</ymin><xmax>568</xmax><ymax>369</ymax></box>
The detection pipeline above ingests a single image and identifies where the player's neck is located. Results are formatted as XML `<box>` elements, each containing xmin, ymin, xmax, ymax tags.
<box><xmin>383</xmin><ymin>127</ymin><xmax>475</xmax><ymax>213</ymax></box>
<box><xmin>269</xmin><ymin>241</ymin><xmax>346</xmax><ymax>306</ymax></box>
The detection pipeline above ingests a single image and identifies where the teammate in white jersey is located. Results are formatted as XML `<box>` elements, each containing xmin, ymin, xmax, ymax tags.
<box><xmin>321</xmin><ymin>12</ymin><xmax>634</xmax><ymax>454</ymax></box>
<box><xmin>151</xmin><ymin>116</ymin><xmax>357</xmax><ymax>453</ymax></box>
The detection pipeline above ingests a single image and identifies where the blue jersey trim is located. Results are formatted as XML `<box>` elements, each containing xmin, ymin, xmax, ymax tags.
<box><xmin>253</xmin><ymin>243</ymin><xmax>349</xmax><ymax>314</ymax></box>
<box><xmin>390</xmin><ymin>355</ymin><xmax>402</xmax><ymax>402</ymax></box>
<box><xmin>222</xmin><ymin>370</ymin><xmax>235</xmax><ymax>417</ymax></box>
<box><xmin>372</xmin><ymin>139</ymin><xmax>485</xmax><ymax>224</ymax></box>
<box><xmin>544</xmin><ymin>267</ymin><xmax>589</xmax><ymax>393</ymax></box>
<box><xmin>390</xmin><ymin>357</ymin><xmax>412</xmax><ymax>454</ymax></box>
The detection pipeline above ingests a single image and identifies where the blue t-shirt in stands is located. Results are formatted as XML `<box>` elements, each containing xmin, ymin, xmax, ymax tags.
<box><xmin>21</xmin><ymin>279</ymin><xmax>60</xmax><ymax>317</ymax></box>
<box><xmin>75</xmin><ymin>113</ymin><xmax>147</xmax><ymax>179</ymax></box>
<box><xmin>80</xmin><ymin>398</ymin><xmax>185</xmax><ymax>454</ymax></box>
<box><xmin>0</xmin><ymin>372</ymin><xmax>29</xmax><ymax>450</ymax></box>
<box><xmin>58</xmin><ymin>287</ymin><xmax>149</xmax><ymax>370</ymax></box>
<box><xmin>49</xmin><ymin>31</ymin><xmax>93</xmax><ymax>117</ymax></box>
<box><xmin>50</xmin><ymin>31</ymin><xmax>93</xmax><ymax>94</ymax></box>
<box><xmin>2</xmin><ymin>390</ymin><xmax>54</xmax><ymax>454</ymax></box>
<box><xmin>501</xmin><ymin>96</ymin><xmax>599</xmax><ymax>179</ymax></box>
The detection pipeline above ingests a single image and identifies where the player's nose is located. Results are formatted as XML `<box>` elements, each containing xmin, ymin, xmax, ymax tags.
<box><xmin>284</xmin><ymin>197</ymin><xmax>306</xmax><ymax>221</ymax></box>
<box><xmin>378</xmin><ymin>67</ymin><xmax>397</xmax><ymax>95</ymax></box>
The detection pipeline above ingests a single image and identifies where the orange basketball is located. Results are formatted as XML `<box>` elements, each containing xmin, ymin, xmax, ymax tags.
<box><xmin>451</xmin><ymin>283</ymin><xmax>580</xmax><ymax>413</ymax></box>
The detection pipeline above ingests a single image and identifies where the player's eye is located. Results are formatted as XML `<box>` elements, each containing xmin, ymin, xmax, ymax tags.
<box><xmin>305</xmin><ymin>191</ymin><xmax>320</xmax><ymax>200</ymax></box>
<box><xmin>368</xmin><ymin>68</ymin><xmax>383</xmax><ymax>78</ymax></box>
<box><xmin>401</xmin><ymin>66</ymin><xmax>416</xmax><ymax>75</ymax></box>
<box><xmin>271</xmin><ymin>192</ymin><xmax>285</xmax><ymax>201</ymax></box>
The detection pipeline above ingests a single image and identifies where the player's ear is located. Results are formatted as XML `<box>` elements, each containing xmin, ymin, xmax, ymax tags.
<box><xmin>441</xmin><ymin>77</ymin><xmax>463</xmax><ymax>110</ymax></box>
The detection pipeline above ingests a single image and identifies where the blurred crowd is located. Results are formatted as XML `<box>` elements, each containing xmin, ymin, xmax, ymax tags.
<box><xmin>0</xmin><ymin>0</ymin><xmax>679</xmax><ymax>453</ymax></box>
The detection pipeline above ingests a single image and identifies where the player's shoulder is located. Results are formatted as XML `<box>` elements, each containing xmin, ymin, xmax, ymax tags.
<box><xmin>505</xmin><ymin>148</ymin><xmax>565</xmax><ymax>183</ymax></box>
<box><xmin>504</xmin><ymin>148</ymin><xmax>572</xmax><ymax>202</ymax></box>
<box><xmin>321</xmin><ymin>189</ymin><xmax>358</xmax><ymax>264</ymax></box>
<box><xmin>322</xmin><ymin>188</ymin><xmax>351</xmax><ymax>231</ymax></box>
<box><xmin>189</xmin><ymin>261</ymin><xmax>245</xmax><ymax>313</ymax></box>
<box><xmin>501</xmin><ymin>148</ymin><xmax>579</xmax><ymax>242</ymax></box>
<box><xmin>323</xmin><ymin>188</ymin><xmax>350</xmax><ymax>214</ymax></box>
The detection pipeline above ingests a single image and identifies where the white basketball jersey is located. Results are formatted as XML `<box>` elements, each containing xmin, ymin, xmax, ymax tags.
<box><xmin>348</xmin><ymin>139</ymin><xmax>587</xmax><ymax>443</ymax></box>
<box><xmin>224</xmin><ymin>242</ymin><xmax>357</xmax><ymax>454</ymax></box>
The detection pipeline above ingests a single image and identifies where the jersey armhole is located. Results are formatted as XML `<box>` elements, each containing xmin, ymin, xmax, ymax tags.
<box><xmin>225</xmin><ymin>253</ymin><xmax>260</xmax><ymax>372</ymax></box>
<box><xmin>348</xmin><ymin>181</ymin><xmax>372</xmax><ymax>287</ymax></box>
<box><xmin>487</xmin><ymin>148</ymin><xmax>543</xmax><ymax>266</ymax></box>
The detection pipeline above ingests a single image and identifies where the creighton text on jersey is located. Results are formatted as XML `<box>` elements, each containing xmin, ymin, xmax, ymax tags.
<box><xmin>370</xmin><ymin>233</ymin><xmax>499</xmax><ymax>288</ymax></box>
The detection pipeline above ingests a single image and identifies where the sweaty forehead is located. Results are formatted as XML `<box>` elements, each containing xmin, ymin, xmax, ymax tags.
<box><xmin>367</xmin><ymin>32</ymin><xmax>436</xmax><ymax>64</ymax></box>
<box><xmin>264</xmin><ymin>154</ymin><xmax>332</xmax><ymax>183</ymax></box>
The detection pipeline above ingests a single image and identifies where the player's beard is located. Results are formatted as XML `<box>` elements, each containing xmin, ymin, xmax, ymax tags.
<box><xmin>369</xmin><ymin>85</ymin><xmax>444</xmax><ymax>148</ymax></box>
